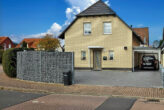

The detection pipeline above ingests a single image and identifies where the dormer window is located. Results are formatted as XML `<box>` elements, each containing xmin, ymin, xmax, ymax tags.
<box><xmin>84</xmin><ymin>23</ymin><xmax>91</xmax><ymax>35</ymax></box>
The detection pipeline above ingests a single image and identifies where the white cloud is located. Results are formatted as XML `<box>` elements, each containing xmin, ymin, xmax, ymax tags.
<box><xmin>64</xmin><ymin>6</ymin><xmax>81</xmax><ymax>26</ymax></box>
<box><xmin>137</xmin><ymin>24</ymin><xmax>144</xmax><ymax>27</ymax></box>
<box><xmin>24</xmin><ymin>22</ymin><xmax>62</xmax><ymax>39</ymax></box>
<box><xmin>47</xmin><ymin>23</ymin><xmax>62</xmax><ymax>36</ymax></box>
<box><xmin>66</xmin><ymin>0</ymin><xmax>98</xmax><ymax>9</ymax></box>
<box><xmin>105</xmin><ymin>0</ymin><xmax>110</xmax><ymax>6</ymax></box>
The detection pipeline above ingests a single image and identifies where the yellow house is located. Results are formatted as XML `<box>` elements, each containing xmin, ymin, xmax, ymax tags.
<box><xmin>59</xmin><ymin>0</ymin><xmax>143</xmax><ymax>71</ymax></box>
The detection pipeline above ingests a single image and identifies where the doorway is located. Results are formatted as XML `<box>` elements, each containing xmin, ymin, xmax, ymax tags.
<box><xmin>93</xmin><ymin>50</ymin><xmax>102</xmax><ymax>70</ymax></box>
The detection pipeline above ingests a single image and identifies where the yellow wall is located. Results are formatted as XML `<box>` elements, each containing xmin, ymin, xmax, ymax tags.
<box><xmin>65</xmin><ymin>16</ymin><xmax>134</xmax><ymax>69</ymax></box>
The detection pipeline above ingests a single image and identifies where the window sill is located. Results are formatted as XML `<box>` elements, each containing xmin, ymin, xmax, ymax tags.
<box><xmin>83</xmin><ymin>34</ymin><xmax>91</xmax><ymax>36</ymax></box>
<box><xmin>104</xmin><ymin>33</ymin><xmax>112</xmax><ymax>35</ymax></box>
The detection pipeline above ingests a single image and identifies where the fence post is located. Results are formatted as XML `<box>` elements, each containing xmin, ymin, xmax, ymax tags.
<box><xmin>72</xmin><ymin>52</ymin><xmax>75</xmax><ymax>84</ymax></box>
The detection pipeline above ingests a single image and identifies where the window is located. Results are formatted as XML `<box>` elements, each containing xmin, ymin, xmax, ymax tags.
<box><xmin>81</xmin><ymin>51</ymin><xmax>86</xmax><ymax>60</ymax></box>
<box><xmin>144</xmin><ymin>37</ymin><xmax>146</xmax><ymax>44</ymax></box>
<box><xmin>109</xmin><ymin>51</ymin><xmax>114</xmax><ymax>60</ymax></box>
<box><xmin>4</xmin><ymin>43</ymin><xmax>6</xmax><ymax>50</ymax></box>
<box><xmin>104</xmin><ymin>22</ymin><xmax>112</xmax><ymax>34</ymax></box>
<box><xmin>84</xmin><ymin>23</ymin><xmax>91</xmax><ymax>35</ymax></box>
<box><xmin>9</xmin><ymin>44</ymin><xmax>11</xmax><ymax>48</ymax></box>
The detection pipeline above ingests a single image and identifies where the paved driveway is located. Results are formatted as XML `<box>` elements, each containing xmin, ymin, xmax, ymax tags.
<box><xmin>75</xmin><ymin>70</ymin><xmax>163</xmax><ymax>88</ymax></box>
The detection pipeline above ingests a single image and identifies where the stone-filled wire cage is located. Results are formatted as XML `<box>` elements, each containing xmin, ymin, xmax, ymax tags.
<box><xmin>17</xmin><ymin>51</ymin><xmax>74</xmax><ymax>84</ymax></box>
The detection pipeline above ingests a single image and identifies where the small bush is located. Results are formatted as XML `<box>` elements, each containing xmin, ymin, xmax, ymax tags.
<box><xmin>2</xmin><ymin>48</ymin><xmax>23</xmax><ymax>77</ymax></box>
<box><xmin>0</xmin><ymin>49</ymin><xmax>4</xmax><ymax>63</ymax></box>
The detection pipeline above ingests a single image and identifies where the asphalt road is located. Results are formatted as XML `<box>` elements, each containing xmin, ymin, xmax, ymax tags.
<box><xmin>96</xmin><ymin>97</ymin><xmax>136</xmax><ymax>110</ymax></box>
<box><xmin>0</xmin><ymin>90</ymin><xmax>137</xmax><ymax>110</ymax></box>
<box><xmin>0</xmin><ymin>90</ymin><xmax>46</xmax><ymax>110</ymax></box>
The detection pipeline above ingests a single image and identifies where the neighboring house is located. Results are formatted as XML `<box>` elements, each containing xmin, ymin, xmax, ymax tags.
<box><xmin>16</xmin><ymin>38</ymin><xmax>41</xmax><ymax>49</ymax></box>
<box><xmin>16</xmin><ymin>38</ymin><xmax>63</xmax><ymax>52</ymax></box>
<box><xmin>133</xmin><ymin>27</ymin><xmax>149</xmax><ymax>46</ymax></box>
<box><xmin>0</xmin><ymin>37</ymin><xmax>15</xmax><ymax>50</ymax></box>
<box><xmin>160</xmin><ymin>28</ymin><xmax>164</xmax><ymax>67</ymax></box>
<box><xmin>59</xmin><ymin>0</ymin><xmax>144</xmax><ymax>71</ymax></box>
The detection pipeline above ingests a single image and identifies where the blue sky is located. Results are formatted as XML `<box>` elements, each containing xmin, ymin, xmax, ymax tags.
<box><xmin>0</xmin><ymin>0</ymin><xmax>164</xmax><ymax>45</ymax></box>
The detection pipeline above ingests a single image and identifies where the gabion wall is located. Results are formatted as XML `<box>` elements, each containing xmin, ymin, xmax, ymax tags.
<box><xmin>17</xmin><ymin>51</ymin><xmax>74</xmax><ymax>83</ymax></box>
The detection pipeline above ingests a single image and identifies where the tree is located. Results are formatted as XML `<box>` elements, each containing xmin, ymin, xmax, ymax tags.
<box><xmin>22</xmin><ymin>41</ymin><xmax>27</xmax><ymax>48</ymax></box>
<box><xmin>38</xmin><ymin>34</ymin><xmax>60</xmax><ymax>51</ymax></box>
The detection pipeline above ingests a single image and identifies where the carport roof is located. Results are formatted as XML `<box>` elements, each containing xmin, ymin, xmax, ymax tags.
<box><xmin>133</xmin><ymin>46</ymin><xmax>160</xmax><ymax>51</ymax></box>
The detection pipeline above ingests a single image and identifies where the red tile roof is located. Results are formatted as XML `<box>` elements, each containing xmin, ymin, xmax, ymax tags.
<box><xmin>133</xmin><ymin>27</ymin><xmax>149</xmax><ymax>45</ymax></box>
<box><xmin>16</xmin><ymin>38</ymin><xmax>41</xmax><ymax>48</ymax></box>
<box><xmin>0</xmin><ymin>37</ymin><xmax>8</xmax><ymax>44</ymax></box>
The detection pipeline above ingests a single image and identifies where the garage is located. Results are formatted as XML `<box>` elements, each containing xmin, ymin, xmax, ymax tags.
<box><xmin>133</xmin><ymin>47</ymin><xmax>161</xmax><ymax>72</ymax></box>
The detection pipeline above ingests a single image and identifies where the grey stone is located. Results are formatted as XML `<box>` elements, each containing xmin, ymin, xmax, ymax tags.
<box><xmin>17</xmin><ymin>51</ymin><xmax>74</xmax><ymax>84</ymax></box>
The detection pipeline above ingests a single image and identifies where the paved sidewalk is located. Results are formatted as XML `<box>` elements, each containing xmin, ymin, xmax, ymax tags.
<box><xmin>131</xmin><ymin>99</ymin><xmax>164</xmax><ymax>110</ymax></box>
<box><xmin>0</xmin><ymin>72</ymin><xmax>164</xmax><ymax>99</ymax></box>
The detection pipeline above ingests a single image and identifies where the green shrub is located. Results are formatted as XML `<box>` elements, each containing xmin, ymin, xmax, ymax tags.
<box><xmin>2</xmin><ymin>48</ymin><xmax>23</xmax><ymax>77</ymax></box>
<box><xmin>0</xmin><ymin>49</ymin><xmax>4</xmax><ymax>63</ymax></box>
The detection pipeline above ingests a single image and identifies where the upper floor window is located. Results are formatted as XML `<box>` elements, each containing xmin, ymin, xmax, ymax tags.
<box><xmin>104</xmin><ymin>22</ymin><xmax>112</xmax><ymax>34</ymax></box>
<box><xmin>84</xmin><ymin>23</ymin><xmax>91</xmax><ymax>35</ymax></box>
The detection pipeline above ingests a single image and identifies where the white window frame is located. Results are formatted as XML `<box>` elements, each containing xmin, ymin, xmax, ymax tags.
<box><xmin>84</xmin><ymin>22</ymin><xmax>91</xmax><ymax>35</ymax></box>
<box><xmin>109</xmin><ymin>50</ymin><xmax>114</xmax><ymax>60</ymax></box>
<box><xmin>81</xmin><ymin>51</ymin><xmax>86</xmax><ymax>60</ymax></box>
<box><xmin>9</xmin><ymin>44</ymin><xmax>11</xmax><ymax>48</ymax></box>
<box><xmin>104</xmin><ymin>22</ymin><xmax>112</xmax><ymax>34</ymax></box>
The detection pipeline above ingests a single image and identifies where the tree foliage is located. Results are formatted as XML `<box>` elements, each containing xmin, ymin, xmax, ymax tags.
<box><xmin>22</xmin><ymin>41</ymin><xmax>27</xmax><ymax>48</ymax></box>
<box><xmin>0</xmin><ymin>49</ymin><xmax>4</xmax><ymax>63</ymax></box>
<box><xmin>38</xmin><ymin>34</ymin><xmax>60</xmax><ymax>51</ymax></box>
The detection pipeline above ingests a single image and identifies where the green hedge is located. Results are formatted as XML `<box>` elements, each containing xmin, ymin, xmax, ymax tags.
<box><xmin>2</xmin><ymin>48</ymin><xmax>23</xmax><ymax>77</ymax></box>
<box><xmin>2</xmin><ymin>48</ymin><xmax>35</xmax><ymax>77</ymax></box>
<box><xmin>0</xmin><ymin>49</ymin><xmax>4</xmax><ymax>63</ymax></box>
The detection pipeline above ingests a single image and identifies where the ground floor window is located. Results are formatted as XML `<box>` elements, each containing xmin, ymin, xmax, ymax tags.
<box><xmin>81</xmin><ymin>51</ymin><xmax>86</xmax><ymax>60</ymax></box>
<box><xmin>109</xmin><ymin>50</ymin><xmax>114</xmax><ymax>60</ymax></box>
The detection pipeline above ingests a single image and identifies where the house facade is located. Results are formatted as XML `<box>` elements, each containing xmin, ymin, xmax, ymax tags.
<box><xmin>16</xmin><ymin>38</ymin><xmax>41</xmax><ymax>49</ymax></box>
<box><xmin>0</xmin><ymin>37</ymin><xmax>15</xmax><ymax>50</ymax></box>
<box><xmin>59</xmin><ymin>0</ymin><xmax>143</xmax><ymax>70</ymax></box>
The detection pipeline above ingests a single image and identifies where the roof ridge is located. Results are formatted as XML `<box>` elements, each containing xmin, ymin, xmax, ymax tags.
<box><xmin>77</xmin><ymin>0</ymin><xmax>101</xmax><ymax>16</ymax></box>
<box><xmin>77</xmin><ymin>0</ymin><xmax>115</xmax><ymax>17</ymax></box>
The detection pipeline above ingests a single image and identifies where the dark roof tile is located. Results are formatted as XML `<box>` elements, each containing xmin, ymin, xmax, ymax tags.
<box><xmin>77</xmin><ymin>0</ymin><xmax>115</xmax><ymax>17</ymax></box>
